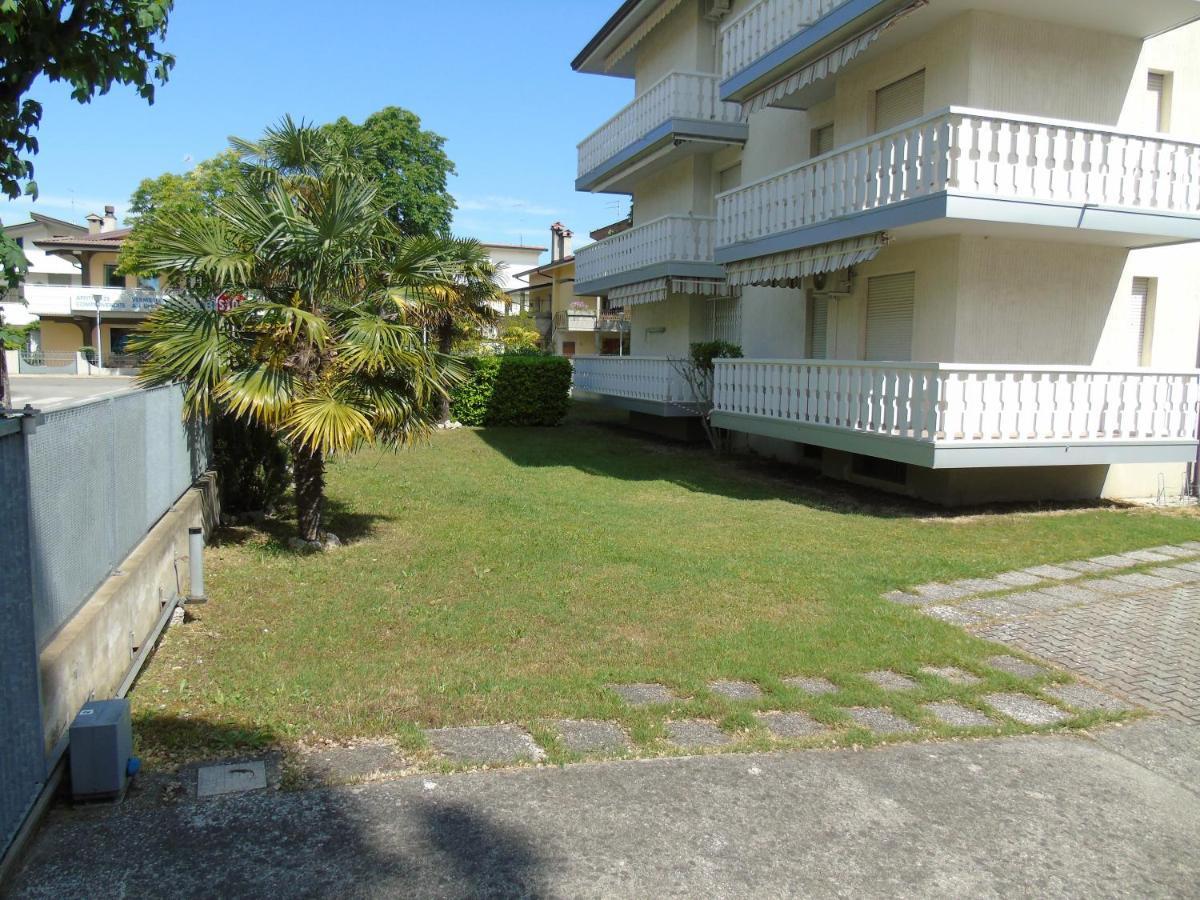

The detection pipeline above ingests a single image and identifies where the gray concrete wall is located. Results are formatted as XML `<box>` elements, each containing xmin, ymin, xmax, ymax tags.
<box><xmin>38</xmin><ymin>473</ymin><xmax>219</xmax><ymax>756</ymax></box>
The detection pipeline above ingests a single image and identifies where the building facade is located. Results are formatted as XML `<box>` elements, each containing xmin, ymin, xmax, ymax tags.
<box><xmin>570</xmin><ymin>0</ymin><xmax>1200</xmax><ymax>503</ymax></box>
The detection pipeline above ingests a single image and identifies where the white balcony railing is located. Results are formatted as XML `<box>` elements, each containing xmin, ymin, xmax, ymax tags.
<box><xmin>713</xmin><ymin>359</ymin><xmax>1200</xmax><ymax>447</ymax></box>
<box><xmin>720</xmin><ymin>0</ymin><xmax>851</xmax><ymax>80</ymax></box>
<box><xmin>717</xmin><ymin>107</ymin><xmax>1200</xmax><ymax>248</ymax></box>
<box><xmin>555</xmin><ymin>310</ymin><xmax>598</xmax><ymax>331</ymax></box>
<box><xmin>576</xmin><ymin>216</ymin><xmax>718</xmax><ymax>286</ymax></box>
<box><xmin>578</xmin><ymin>72</ymin><xmax>743</xmax><ymax>177</ymax></box>
<box><xmin>22</xmin><ymin>283</ymin><xmax>166</xmax><ymax>316</ymax></box>
<box><xmin>572</xmin><ymin>356</ymin><xmax>702</xmax><ymax>406</ymax></box>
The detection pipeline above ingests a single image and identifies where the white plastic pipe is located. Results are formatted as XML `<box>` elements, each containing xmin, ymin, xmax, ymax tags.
<box><xmin>188</xmin><ymin>526</ymin><xmax>205</xmax><ymax>602</ymax></box>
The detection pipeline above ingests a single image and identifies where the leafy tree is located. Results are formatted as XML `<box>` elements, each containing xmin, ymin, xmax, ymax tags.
<box><xmin>130</xmin><ymin>119</ymin><xmax>473</xmax><ymax>544</ymax></box>
<box><xmin>499</xmin><ymin>316</ymin><xmax>543</xmax><ymax>353</ymax></box>
<box><xmin>119</xmin><ymin>150</ymin><xmax>242</xmax><ymax>275</ymax></box>
<box><xmin>670</xmin><ymin>341</ymin><xmax>743</xmax><ymax>454</ymax></box>
<box><xmin>0</xmin><ymin>0</ymin><xmax>173</xmax><ymax>411</ymax></box>
<box><xmin>322</xmin><ymin>107</ymin><xmax>456</xmax><ymax>237</ymax></box>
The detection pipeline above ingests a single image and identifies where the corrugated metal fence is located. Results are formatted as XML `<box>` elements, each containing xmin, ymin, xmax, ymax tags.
<box><xmin>0</xmin><ymin>384</ymin><xmax>209</xmax><ymax>853</ymax></box>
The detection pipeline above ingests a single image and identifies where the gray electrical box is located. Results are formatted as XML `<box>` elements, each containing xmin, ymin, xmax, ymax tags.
<box><xmin>69</xmin><ymin>699</ymin><xmax>134</xmax><ymax>801</ymax></box>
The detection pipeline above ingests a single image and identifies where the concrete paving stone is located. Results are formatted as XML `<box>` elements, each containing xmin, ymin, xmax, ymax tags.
<box><xmin>1145</xmin><ymin>545</ymin><xmax>1197</xmax><ymax>559</ymax></box>
<box><xmin>606</xmin><ymin>683</ymin><xmax>676</xmax><ymax>706</ymax></box>
<box><xmin>994</xmin><ymin>570</ymin><xmax>1045</xmax><ymax>587</ymax></box>
<box><xmin>922</xmin><ymin>605</ymin><xmax>988</xmax><ymax>626</ymax></box>
<box><xmin>1039</xmin><ymin>584</ymin><xmax>1103</xmax><ymax>604</ymax></box>
<box><xmin>846</xmin><ymin>707</ymin><xmax>919</xmax><ymax>735</ymax></box>
<box><xmin>1173</xmin><ymin>541</ymin><xmax>1200</xmax><ymax>553</ymax></box>
<box><xmin>912</xmin><ymin>582</ymin><xmax>973</xmax><ymax>601</ymax></box>
<box><xmin>1058</xmin><ymin>559</ymin><xmax>1117</xmax><ymax>575</ymax></box>
<box><xmin>755</xmin><ymin>711</ymin><xmax>828</xmax><ymax>739</ymax></box>
<box><xmin>1111</xmin><ymin>572</ymin><xmax>1178</xmax><ymax>590</ymax></box>
<box><xmin>782</xmin><ymin>676</ymin><xmax>839</xmax><ymax>695</ymax></box>
<box><xmin>1172</xmin><ymin>560</ymin><xmax>1200</xmax><ymax>573</ymax></box>
<box><xmin>919</xmin><ymin>665</ymin><xmax>982</xmax><ymax>686</ymax></box>
<box><xmin>1120</xmin><ymin>550</ymin><xmax>1176</xmax><ymax>564</ymax></box>
<box><xmin>961</xmin><ymin>596</ymin><xmax>1036</xmax><ymax>619</ymax></box>
<box><xmin>708</xmin><ymin>680</ymin><xmax>763</xmax><ymax>701</ymax></box>
<box><xmin>1078</xmin><ymin>578</ymin><xmax>1139</xmax><ymax>596</ymax></box>
<box><xmin>882</xmin><ymin>590</ymin><xmax>931</xmax><ymax>606</ymax></box>
<box><xmin>425</xmin><ymin>725</ymin><xmax>546</xmax><ymax>765</ymax></box>
<box><xmin>1148</xmin><ymin>566</ymin><xmax>1200</xmax><ymax>583</ymax></box>
<box><xmin>1022</xmin><ymin>565</ymin><xmax>1079</xmax><ymax>581</ymax></box>
<box><xmin>299</xmin><ymin>742</ymin><xmax>407</xmax><ymax>783</ymax></box>
<box><xmin>196</xmin><ymin>761</ymin><xmax>268</xmax><ymax>798</ymax></box>
<box><xmin>947</xmin><ymin>577</ymin><xmax>1010</xmax><ymax>595</ymax></box>
<box><xmin>986</xmin><ymin>655</ymin><xmax>1050</xmax><ymax>679</ymax></box>
<box><xmin>923</xmin><ymin>701</ymin><xmax>995</xmax><ymax>727</ymax></box>
<box><xmin>665</xmin><ymin>719</ymin><xmax>732</xmax><ymax>750</ymax></box>
<box><xmin>994</xmin><ymin>590</ymin><xmax>1080</xmax><ymax>613</ymax></box>
<box><xmin>1044</xmin><ymin>684</ymin><xmax>1134</xmax><ymax>713</ymax></box>
<box><xmin>1089</xmin><ymin>554</ymin><xmax>1138</xmax><ymax>569</ymax></box>
<box><xmin>551</xmin><ymin>720</ymin><xmax>631</xmax><ymax>754</ymax></box>
<box><xmin>864</xmin><ymin>670</ymin><xmax>919</xmax><ymax>691</ymax></box>
<box><xmin>983</xmin><ymin>693</ymin><xmax>1071</xmax><ymax>725</ymax></box>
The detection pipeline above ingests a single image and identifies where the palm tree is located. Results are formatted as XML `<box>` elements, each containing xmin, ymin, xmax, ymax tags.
<box><xmin>130</xmin><ymin>119</ymin><xmax>468</xmax><ymax>543</ymax></box>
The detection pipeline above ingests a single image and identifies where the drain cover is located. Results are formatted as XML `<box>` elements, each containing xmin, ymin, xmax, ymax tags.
<box><xmin>196</xmin><ymin>761</ymin><xmax>267</xmax><ymax>798</ymax></box>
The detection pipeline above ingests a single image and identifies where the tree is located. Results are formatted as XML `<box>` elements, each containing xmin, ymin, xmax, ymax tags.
<box><xmin>322</xmin><ymin>107</ymin><xmax>456</xmax><ymax>237</ymax></box>
<box><xmin>119</xmin><ymin>150</ymin><xmax>242</xmax><ymax>275</ymax></box>
<box><xmin>669</xmin><ymin>341</ymin><xmax>743</xmax><ymax>453</ymax></box>
<box><xmin>499</xmin><ymin>317</ymin><xmax>543</xmax><ymax>353</ymax></box>
<box><xmin>129</xmin><ymin>119</ymin><xmax>470</xmax><ymax>544</ymax></box>
<box><xmin>0</xmin><ymin>0</ymin><xmax>174</xmax><ymax>412</ymax></box>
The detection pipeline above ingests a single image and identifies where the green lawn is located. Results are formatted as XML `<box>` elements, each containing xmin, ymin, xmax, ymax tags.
<box><xmin>132</xmin><ymin>405</ymin><xmax>1198</xmax><ymax>769</ymax></box>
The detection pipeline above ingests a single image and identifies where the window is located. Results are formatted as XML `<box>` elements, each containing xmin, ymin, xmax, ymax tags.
<box><xmin>110</xmin><ymin>328</ymin><xmax>135</xmax><ymax>355</ymax></box>
<box><xmin>810</xmin><ymin>123</ymin><xmax>835</xmax><ymax>157</ymax></box>
<box><xmin>1126</xmin><ymin>277</ymin><xmax>1154</xmax><ymax>367</ymax></box>
<box><xmin>47</xmin><ymin>273</ymin><xmax>73</xmax><ymax>286</ymax></box>
<box><xmin>708</xmin><ymin>296</ymin><xmax>741</xmax><ymax>344</ymax></box>
<box><xmin>1147</xmin><ymin>71</ymin><xmax>1171</xmax><ymax>132</ymax></box>
<box><xmin>14</xmin><ymin>236</ymin><xmax>23</xmax><ymax>248</ymax></box>
<box><xmin>562</xmin><ymin>341</ymin><xmax>576</xmax><ymax>357</ymax></box>
<box><xmin>864</xmin><ymin>272</ymin><xmax>915</xmax><ymax>362</ymax></box>
<box><xmin>137</xmin><ymin>275</ymin><xmax>160</xmax><ymax>291</ymax></box>
<box><xmin>807</xmin><ymin>295</ymin><xmax>829</xmax><ymax>359</ymax></box>
<box><xmin>874</xmin><ymin>70</ymin><xmax>925</xmax><ymax>132</ymax></box>
<box><xmin>103</xmin><ymin>264</ymin><xmax>123</xmax><ymax>288</ymax></box>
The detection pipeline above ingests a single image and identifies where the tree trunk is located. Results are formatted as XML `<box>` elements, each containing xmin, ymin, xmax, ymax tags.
<box><xmin>293</xmin><ymin>443</ymin><xmax>325</xmax><ymax>542</ymax></box>
<box><xmin>436</xmin><ymin>319</ymin><xmax>454</xmax><ymax>423</ymax></box>
<box><xmin>0</xmin><ymin>339</ymin><xmax>10</xmax><ymax>415</ymax></box>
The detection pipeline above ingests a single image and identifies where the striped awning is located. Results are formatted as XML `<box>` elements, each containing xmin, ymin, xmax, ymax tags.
<box><xmin>724</xmin><ymin>234</ymin><xmax>888</xmax><ymax>288</ymax></box>
<box><xmin>740</xmin><ymin>1</ymin><xmax>928</xmax><ymax>117</ymax></box>
<box><xmin>607</xmin><ymin>277</ymin><xmax>733</xmax><ymax>307</ymax></box>
<box><xmin>605</xmin><ymin>0</ymin><xmax>685</xmax><ymax>72</ymax></box>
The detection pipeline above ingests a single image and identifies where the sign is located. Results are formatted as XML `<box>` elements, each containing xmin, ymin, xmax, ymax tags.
<box><xmin>214</xmin><ymin>292</ymin><xmax>246</xmax><ymax>314</ymax></box>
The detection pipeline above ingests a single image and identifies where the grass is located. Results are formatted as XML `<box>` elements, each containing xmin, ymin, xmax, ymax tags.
<box><xmin>131</xmin><ymin>404</ymin><xmax>1198</xmax><ymax>770</ymax></box>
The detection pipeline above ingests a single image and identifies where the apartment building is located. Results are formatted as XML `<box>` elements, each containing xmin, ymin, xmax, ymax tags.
<box><xmin>570</xmin><ymin>0</ymin><xmax>1200</xmax><ymax>504</ymax></box>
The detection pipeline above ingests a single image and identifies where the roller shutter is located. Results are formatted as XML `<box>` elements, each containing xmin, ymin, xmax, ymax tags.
<box><xmin>874</xmin><ymin>70</ymin><xmax>925</xmax><ymax>131</ymax></box>
<box><xmin>865</xmin><ymin>272</ymin><xmax>914</xmax><ymax>362</ymax></box>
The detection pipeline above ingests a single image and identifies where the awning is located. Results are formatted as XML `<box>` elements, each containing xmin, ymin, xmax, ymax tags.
<box><xmin>607</xmin><ymin>277</ymin><xmax>734</xmax><ymax>307</ymax></box>
<box><xmin>723</xmin><ymin>233</ymin><xmax>887</xmax><ymax>288</ymax></box>
<box><xmin>740</xmin><ymin>1</ymin><xmax>928</xmax><ymax>117</ymax></box>
<box><xmin>605</xmin><ymin>0</ymin><xmax>685</xmax><ymax>73</ymax></box>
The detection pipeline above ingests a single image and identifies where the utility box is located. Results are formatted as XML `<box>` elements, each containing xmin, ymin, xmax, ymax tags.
<box><xmin>69</xmin><ymin>699</ymin><xmax>135</xmax><ymax>801</ymax></box>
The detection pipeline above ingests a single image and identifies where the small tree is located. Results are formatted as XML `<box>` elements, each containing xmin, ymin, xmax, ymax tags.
<box><xmin>499</xmin><ymin>317</ymin><xmax>543</xmax><ymax>353</ymax></box>
<box><xmin>669</xmin><ymin>341</ymin><xmax>743</xmax><ymax>453</ymax></box>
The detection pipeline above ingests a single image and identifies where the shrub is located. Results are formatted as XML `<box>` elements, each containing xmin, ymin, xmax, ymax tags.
<box><xmin>689</xmin><ymin>340</ymin><xmax>743</xmax><ymax>373</ymax></box>
<box><xmin>212</xmin><ymin>414</ymin><xmax>291</xmax><ymax>514</ymax></box>
<box><xmin>450</xmin><ymin>355</ymin><xmax>572</xmax><ymax>426</ymax></box>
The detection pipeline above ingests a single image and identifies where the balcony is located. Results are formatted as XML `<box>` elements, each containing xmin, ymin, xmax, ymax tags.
<box><xmin>572</xmin><ymin>356</ymin><xmax>702</xmax><ymax>417</ymax></box>
<box><xmin>555</xmin><ymin>310</ymin><xmax>599</xmax><ymax>331</ymax></box>
<box><xmin>719</xmin><ymin>0</ymin><xmax>1200</xmax><ymax>112</ymax></box>
<box><xmin>711</xmin><ymin>358</ymin><xmax>1200</xmax><ymax>468</ymax></box>
<box><xmin>716</xmin><ymin>107</ymin><xmax>1200</xmax><ymax>272</ymax></box>
<box><xmin>575</xmin><ymin>216</ymin><xmax>725</xmax><ymax>297</ymax></box>
<box><xmin>22</xmin><ymin>283</ymin><xmax>167</xmax><ymax>317</ymax></box>
<box><xmin>577</xmin><ymin>72</ymin><xmax>747</xmax><ymax>193</ymax></box>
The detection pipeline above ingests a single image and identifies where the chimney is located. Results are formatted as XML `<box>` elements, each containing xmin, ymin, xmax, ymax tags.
<box><xmin>550</xmin><ymin>222</ymin><xmax>573</xmax><ymax>262</ymax></box>
<box><xmin>86</xmin><ymin>213</ymin><xmax>103</xmax><ymax>235</ymax></box>
<box><xmin>101</xmin><ymin>204</ymin><xmax>118</xmax><ymax>233</ymax></box>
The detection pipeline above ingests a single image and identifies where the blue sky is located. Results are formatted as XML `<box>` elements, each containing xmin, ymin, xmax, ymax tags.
<box><xmin>0</xmin><ymin>0</ymin><xmax>635</xmax><ymax>260</ymax></box>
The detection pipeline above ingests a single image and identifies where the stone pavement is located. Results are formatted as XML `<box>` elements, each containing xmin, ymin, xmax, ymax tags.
<box><xmin>881</xmin><ymin>543</ymin><xmax>1200</xmax><ymax>724</ymax></box>
<box><xmin>9</xmin><ymin>723</ymin><xmax>1199</xmax><ymax>898</ymax></box>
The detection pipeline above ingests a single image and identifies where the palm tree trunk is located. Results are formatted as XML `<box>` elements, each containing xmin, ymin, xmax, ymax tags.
<box><xmin>437</xmin><ymin>319</ymin><xmax>454</xmax><ymax>423</ymax></box>
<box><xmin>293</xmin><ymin>443</ymin><xmax>325</xmax><ymax>542</ymax></box>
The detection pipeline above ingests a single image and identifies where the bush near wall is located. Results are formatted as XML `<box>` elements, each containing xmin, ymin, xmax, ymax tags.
<box><xmin>450</xmin><ymin>354</ymin><xmax>572</xmax><ymax>427</ymax></box>
<box><xmin>212</xmin><ymin>414</ymin><xmax>291</xmax><ymax>514</ymax></box>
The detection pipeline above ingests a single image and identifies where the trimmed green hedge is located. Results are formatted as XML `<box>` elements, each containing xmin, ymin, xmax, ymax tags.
<box><xmin>450</xmin><ymin>355</ymin><xmax>573</xmax><ymax>426</ymax></box>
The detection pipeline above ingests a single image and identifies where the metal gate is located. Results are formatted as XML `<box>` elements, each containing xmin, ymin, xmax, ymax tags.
<box><xmin>17</xmin><ymin>351</ymin><xmax>78</xmax><ymax>375</ymax></box>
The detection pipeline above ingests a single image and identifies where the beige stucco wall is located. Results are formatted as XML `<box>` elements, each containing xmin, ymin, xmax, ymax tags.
<box><xmin>629</xmin><ymin>293</ymin><xmax>710</xmax><ymax>357</ymax></box>
<box><xmin>37</xmin><ymin>319</ymin><xmax>87</xmax><ymax>354</ymax></box>
<box><xmin>633</xmin><ymin>0</ymin><xmax>716</xmax><ymax>93</ymax></box>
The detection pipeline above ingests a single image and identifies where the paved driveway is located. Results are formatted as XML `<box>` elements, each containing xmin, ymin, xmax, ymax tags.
<box><xmin>6</xmin><ymin>723</ymin><xmax>1198</xmax><ymax>898</ymax></box>
<box><xmin>7</xmin><ymin>375</ymin><xmax>136</xmax><ymax>412</ymax></box>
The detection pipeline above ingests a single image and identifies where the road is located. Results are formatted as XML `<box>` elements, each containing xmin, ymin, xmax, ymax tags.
<box><xmin>6</xmin><ymin>375</ymin><xmax>138</xmax><ymax>412</ymax></box>
<box><xmin>7</xmin><ymin>720</ymin><xmax>1198</xmax><ymax>898</ymax></box>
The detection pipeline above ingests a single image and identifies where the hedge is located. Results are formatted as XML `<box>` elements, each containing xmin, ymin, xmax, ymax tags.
<box><xmin>450</xmin><ymin>354</ymin><xmax>573</xmax><ymax>426</ymax></box>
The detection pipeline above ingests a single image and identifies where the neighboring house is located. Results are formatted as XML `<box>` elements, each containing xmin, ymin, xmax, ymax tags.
<box><xmin>569</xmin><ymin>0</ymin><xmax>1200</xmax><ymax>504</ymax></box>
<box><xmin>14</xmin><ymin>205</ymin><xmax>165</xmax><ymax>371</ymax></box>
<box><xmin>511</xmin><ymin>222</ymin><xmax>630</xmax><ymax>356</ymax></box>
<box><xmin>1</xmin><ymin>213</ymin><xmax>86</xmax><ymax>333</ymax></box>
<box><xmin>482</xmin><ymin>240</ymin><xmax>548</xmax><ymax>317</ymax></box>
